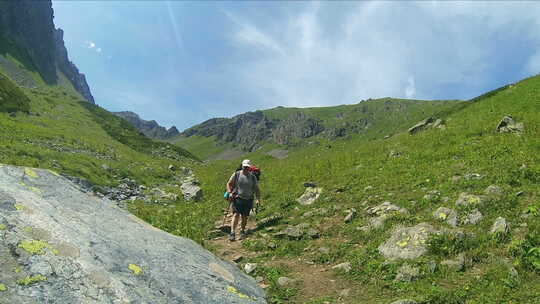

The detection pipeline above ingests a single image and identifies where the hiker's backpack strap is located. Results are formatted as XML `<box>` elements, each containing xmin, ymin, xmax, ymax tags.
<box><xmin>232</xmin><ymin>170</ymin><xmax>240</xmax><ymax>194</ymax></box>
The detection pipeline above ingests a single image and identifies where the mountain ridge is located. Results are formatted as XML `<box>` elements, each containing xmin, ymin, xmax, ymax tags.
<box><xmin>172</xmin><ymin>98</ymin><xmax>466</xmax><ymax>159</ymax></box>
<box><xmin>112</xmin><ymin>111</ymin><xmax>180</xmax><ymax>140</ymax></box>
<box><xmin>0</xmin><ymin>0</ymin><xmax>94</xmax><ymax>103</ymax></box>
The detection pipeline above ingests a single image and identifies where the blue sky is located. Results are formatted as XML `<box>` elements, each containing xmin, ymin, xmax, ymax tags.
<box><xmin>52</xmin><ymin>1</ymin><xmax>540</xmax><ymax>131</ymax></box>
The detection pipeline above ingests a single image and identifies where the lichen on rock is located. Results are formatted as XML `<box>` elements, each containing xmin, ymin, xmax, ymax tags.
<box><xmin>18</xmin><ymin>240</ymin><xmax>57</xmax><ymax>255</ymax></box>
<box><xmin>296</xmin><ymin>187</ymin><xmax>323</xmax><ymax>205</ymax></box>
<box><xmin>17</xmin><ymin>274</ymin><xmax>47</xmax><ymax>286</ymax></box>
<box><xmin>227</xmin><ymin>285</ymin><xmax>252</xmax><ymax>299</ymax></box>
<box><xmin>24</xmin><ymin>168</ymin><xmax>39</xmax><ymax>178</ymax></box>
<box><xmin>0</xmin><ymin>164</ymin><xmax>266</xmax><ymax>303</ymax></box>
<box><xmin>128</xmin><ymin>263</ymin><xmax>143</xmax><ymax>275</ymax></box>
<box><xmin>378</xmin><ymin>223</ymin><xmax>437</xmax><ymax>260</ymax></box>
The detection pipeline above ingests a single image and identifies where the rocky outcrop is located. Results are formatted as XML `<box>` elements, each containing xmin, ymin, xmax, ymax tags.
<box><xmin>496</xmin><ymin>115</ymin><xmax>524</xmax><ymax>133</ymax></box>
<box><xmin>433</xmin><ymin>207</ymin><xmax>458</xmax><ymax>227</ymax></box>
<box><xmin>296</xmin><ymin>187</ymin><xmax>323</xmax><ymax>205</ymax></box>
<box><xmin>0</xmin><ymin>0</ymin><xmax>56</xmax><ymax>84</ymax></box>
<box><xmin>490</xmin><ymin>217</ymin><xmax>510</xmax><ymax>235</ymax></box>
<box><xmin>361</xmin><ymin>202</ymin><xmax>408</xmax><ymax>231</ymax></box>
<box><xmin>53</xmin><ymin>29</ymin><xmax>94</xmax><ymax>103</ymax></box>
<box><xmin>455</xmin><ymin>192</ymin><xmax>487</xmax><ymax>207</ymax></box>
<box><xmin>408</xmin><ymin>117</ymin><xmax>445</xmax><ymax>134</ymax></box>
<box><xmin>0</xmin><ymin>0</ymin><xmax>94</xmax><ymax>103</ymax></box>
<box><xmin>0</xmin><ymin>164</ymin><xmax>264</xmax><ymax>303</ymax></box>
<box><xmin>113</xmin><ymin>111</ymin><xmax>179</xmax><ymax>140</ymax></box>
<box><xmin>180</xmin><ymin>111</ymin><xmax>324</xmax><ymax>151</ymax></box>
<box><xmin>181</xmin><ymin>111</ymin><xmax>275</xmax><ymax>151</ymax></box>
<box><xmin>180</xmin><ymin>179</ymin><xmax>203</xmax><ymax>202</ymax></box>
<box><xmin>275</xmin><ymin>223</ymin><xmax>319</xmax><ymax>240</ymax></box>
<box><xmin>408</xmin><ymin>117</ymin><xmax>434</xmax><ymax>134</ymax></box>
<box><xmin>272</xmin><ymin>113</ymin><xmax>324</xmax><ymax>145</ymax></box>
<box><xmin>378</xmin><ymin>223</ymin><xmax>437</xmax><ymax>260</ymax></box>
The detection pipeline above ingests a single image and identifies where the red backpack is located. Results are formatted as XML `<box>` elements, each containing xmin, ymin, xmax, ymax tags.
<box><xmin>249</xmin><ymin>165</ymin><xmax>261</xmax><ymax>181</ymax></box>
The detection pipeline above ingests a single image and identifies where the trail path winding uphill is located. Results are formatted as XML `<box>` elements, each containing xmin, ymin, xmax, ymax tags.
<box><xmin>208</xmin><ymin>212</ymin><xmax>359</xmax><ymax>303</ymax></box>
<box><xmin>0</xmin><ymin>164</ymin><xmax>265</xmax><ymax>304</ymax></box>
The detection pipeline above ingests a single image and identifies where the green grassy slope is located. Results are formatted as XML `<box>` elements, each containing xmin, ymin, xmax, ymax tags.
<box><xmin>0</xmin><ymin>73</ymin><xmax>30</xmax><ymax>113</ymax></box>
<box><xmin>172</xmin><ymin>98</ymin><xmax>467</xmax><ymax>160</ymax></box>
<box><xmin>0</xmin><ymin>79</ymin><xmax>196</xmax><ymax>186</ymax></box>
<box><xmin>0</xmin><ymin>53</ymin><xmax>222</xmax><ymax>242</ymax></box>
<box><xmin>171</xmin><ymin>135</ymin><xmax>235</xmax><ymax>160</ymax></box>
<box><xmin>154</xmin><ymin>75</ymin><xmax>539</xmax><ymax>303</ymax></box>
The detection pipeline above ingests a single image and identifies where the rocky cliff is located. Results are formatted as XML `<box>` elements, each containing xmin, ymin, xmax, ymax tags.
<box><xmin>54</xmin><ymin>29</ymin><xmax>95</xmax><ymax>103</ymax></box>
<box><xmin>0</xmin><ymin>164</ymin><xmax>265</xmax><ymax>303</ymax></box>
<box><xmin>113</xmin><ymin>111</ymin><xmax>179</xmax><ymax>140</ymax></box>
<box><xmin>0</xmin><ymin>0</ymin><xmax>95</xmax><ymax>103</ymax></box>
<box><xmin>178</xmin><ymin>99</ymin><xmax>466</xmax><ymax>152</ymax></box>
<box><xmin>180</xmin><ymin>110</ymin><xmax>322</xmax><ymax>151</ymax></box>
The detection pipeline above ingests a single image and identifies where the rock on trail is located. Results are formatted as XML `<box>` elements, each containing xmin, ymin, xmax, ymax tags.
<box><xmin>0</xmin><ymin>164</ymin><xmax>265</xmax><ymax>303</ymax></box>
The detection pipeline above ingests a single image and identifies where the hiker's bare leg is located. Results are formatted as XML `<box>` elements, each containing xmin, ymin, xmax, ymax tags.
<box><xmin>240</xmin><ymin>215</ymin><xmax>248</xmax><ymax>232</ymax></box>
<box><xmin>231</xmin><ymin>213</ymin><xmax>240</xmax><ymax>234</ymax></box>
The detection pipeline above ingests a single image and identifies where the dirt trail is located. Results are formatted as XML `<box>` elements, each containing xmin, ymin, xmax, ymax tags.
<box><xmin>207</xmin><ymin>212</ymin><xmax>360</xmax><ymax>303</ymax></box>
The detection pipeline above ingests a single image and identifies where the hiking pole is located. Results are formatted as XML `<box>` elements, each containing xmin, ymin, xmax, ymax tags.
<box><xmin>222</xmin><ymin>202</ymin><xmax>231</xmax><ymax>227</ymax></box>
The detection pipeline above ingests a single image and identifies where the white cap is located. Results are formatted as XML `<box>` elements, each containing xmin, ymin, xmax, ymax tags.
<box><xmin>242</xmin><ymin>159</ymin><xmax>252</xmax><ymax>167</ymax></box>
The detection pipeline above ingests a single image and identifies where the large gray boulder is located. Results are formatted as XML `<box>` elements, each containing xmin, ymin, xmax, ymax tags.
<box><xmin>408</xmin><ymin>117</ymin><xmax>434</xmax><ymax>135</ymax></box>
<box><xmin>463</xmin><ymin>209</ymin><xmax>483</xmax><ymax>225</ymax></box>
<box><xmin>363</xmin><ymin>202</ymin><xmax>408</xmax><ymax>230</ymax></box>
<box><xmin>180</xmin><ymin>179</ymin><xmax>203</xmax><ymax>201</ymax></box>
<box><xmin>455</xmin><ymin>192</ymin><xmax>486</xmax><ymax>207</ymax></box>
<box><xmin>433</xmin><ymin>207</ymin><xmax>458</xmax><ymax>227</ymax></box>
<box><xmin>496</xmin><ymin>115</ymin><xmax>524</xmax><ymax>133</ymax></box>
<box><xmin>490</xmin><ymin>217</ymin><xmax>510</xmax><ymax>235</ymax></box>
<box><xmin>378</xmin><ymin>223</ymin><xmax>437</xmax><ymax>260</ymax></box>
<box><xmin>296</xmin><ymin>187</ymin><xmax>322</xmax><ymax>205</ymax></box>
<box><xmin>0</xmin><ymin>165</ymin><xmax>265</xmax><ymax>303</ymax></box>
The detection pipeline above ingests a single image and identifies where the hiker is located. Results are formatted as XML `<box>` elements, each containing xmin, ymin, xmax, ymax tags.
<box><xmin>226</xmin><ymin>159</ymin><xmax>261</xmax><ymax>241</ymax></box>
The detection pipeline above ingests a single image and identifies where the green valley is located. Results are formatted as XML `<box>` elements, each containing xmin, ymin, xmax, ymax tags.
<box><xmin>1</xmin><ymin>2</ymin><xmax>539</xmax><ymax>303</ymax></box>
<box><xmin>175</xmin><ymin>75</ymin><xmax>539</xmax><ymax>303</ymax></box>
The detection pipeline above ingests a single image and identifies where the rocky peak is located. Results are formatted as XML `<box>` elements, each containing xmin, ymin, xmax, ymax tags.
<box><xmin>53</xmin><ymin>28</ymin><xmax>95</xmax><ymax>103</ymax></box>
<box><xmin>180</xmin><ymin>110</ymin><xmax>327</xmax><ymax>150</ymax></box>
<box><xmin>181</xmin><ymin>111</ymin><xmax>277</xmax><ymax>151</ymax></box>
<box><xmin>272</xmin><ymin>112</ymin><xmax>324</xmax><ymax>145</ymax></box>
<box><xmin>0</xmin><ymin>0</ymin><xmax>95</xmax><ymax>103</ymax></box>
<box><xmin>0</xmin><ymin>0</ymin><xmax>57</xmax><ymax>84</ymax></box>
<box><xmin>112</xmin><ymin>111</ymin><xmax>180</xmax><ymax>140</ymax></box>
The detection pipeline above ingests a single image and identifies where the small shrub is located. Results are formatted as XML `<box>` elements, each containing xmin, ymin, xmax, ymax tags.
<box><xmin>420</xmin><ymin>286</ymin><xmax>468</xmax><ymax>304</ymax></box>
<box><xmin>510</xmin><ymin>225</ymin><xmax>540</xmax><ymax>272</ymax></box>
<box><xmin>427</xmin><ymin>233</ymin><xmax>477</xmax><ymax>257</ymax></box>
<box><xmin>242</xmin><ymin>239</ymin><xmax>266</xmax><ymax>252</ymax></box>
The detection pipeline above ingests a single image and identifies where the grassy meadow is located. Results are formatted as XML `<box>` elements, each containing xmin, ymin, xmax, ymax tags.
<box><xmin>185</xmin><ymin>75</ymin><xmax>539</xmax><ymax>303</ymax></box>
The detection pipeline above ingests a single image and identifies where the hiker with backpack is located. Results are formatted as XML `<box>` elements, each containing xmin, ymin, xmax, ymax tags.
<box><xmin>226</xmin><ymin>159</ymin><xmax>261</xmax><ymax>241</ymax></box>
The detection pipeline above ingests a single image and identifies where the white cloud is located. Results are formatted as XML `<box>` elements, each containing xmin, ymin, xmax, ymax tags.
<box><xmin>526</xmin><ymin>50</ymin><xmax>540</xmax><ymax>75</ymax></box>
<box><xmin>405</xmin><ymin>76</ymin><xmax>416</xmax><ymax>99</ymax></box>
<box><xmin>225</xmin><ymin>11</ymin><xmax>285</xmax><ymax>56</ymax></box>
<box><xmin>222</xmin><ymin>1</ymin><xmax>540</xmax><ymax>109</ymax></box>
<box><xmin>84</xmin><ymin>40</ymin><xmax>104</xmax><ymax>54</ymax></box>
